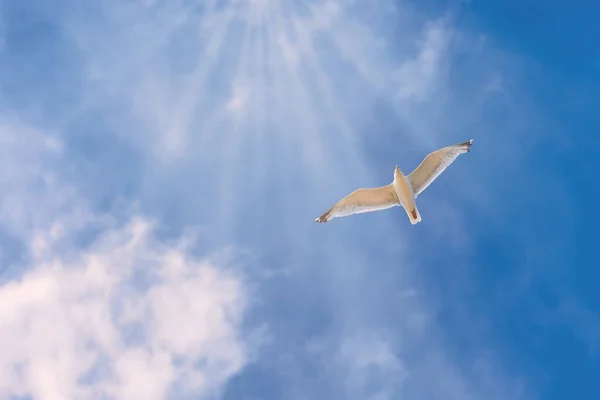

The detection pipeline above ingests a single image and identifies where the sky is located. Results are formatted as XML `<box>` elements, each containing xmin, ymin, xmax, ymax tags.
<box><xmin>0</xmin><ymin>0</ymin><xmax>598</xmax><ymax>399</ymax></box>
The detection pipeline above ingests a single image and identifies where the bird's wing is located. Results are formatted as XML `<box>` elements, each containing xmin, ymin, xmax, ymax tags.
<box><xmin>315</xmin><ymin>184</ymin><xmax>399</xmax><ymax>223</ymax></box>
<box><xmin>407</xmin><ymin>139</ymin><xmax>473</xmax><ymax>197</ymax></box>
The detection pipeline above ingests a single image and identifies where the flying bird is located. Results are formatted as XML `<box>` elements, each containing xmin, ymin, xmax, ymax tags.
<box><xmin>315</xmin><ymin>139</ymin><xmax>473</xmax><ymax>225</ymax></box>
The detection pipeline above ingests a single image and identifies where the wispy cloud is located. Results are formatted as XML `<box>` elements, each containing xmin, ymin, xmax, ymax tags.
<box><xmin>226</xmin><ymin>85</ymin><xmax>250</xmax><ymax>113</ymax></box>
<box><xmin>394</xmin><ymin>19</ymin><xmax>451</xmax><ymax>105</ymax></box>
<box><xmin>0</xmin><ymin>119</ymin><xmax>98</xmax><ymax>262</ymax></box>
<box><xmin>336</xmin><ymin>333</ymin><xmax>408</xmax><ymax>400</ymax></box>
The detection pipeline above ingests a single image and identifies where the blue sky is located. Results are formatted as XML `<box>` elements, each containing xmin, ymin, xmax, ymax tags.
<box><xmin>0</xmin><ymin>0</ymin><xmax>598</xmax><ymax>399</ymax></box>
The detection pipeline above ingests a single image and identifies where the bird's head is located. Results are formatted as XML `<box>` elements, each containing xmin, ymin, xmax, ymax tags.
<box><xmin>394</xmin><ymin>165</ymin><xmax>403</xmax><ymax>177</ymax></box>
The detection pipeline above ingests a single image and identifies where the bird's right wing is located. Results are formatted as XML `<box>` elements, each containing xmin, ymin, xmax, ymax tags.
<box><xmin>315</xmin><ymin>184</ymin><xmax>399</xmax><ymax>223</ymax></box>
<box><xmin>407</xmin><ymin>139</ymin><xmax>473</xmax><ymax>197</ymax></box>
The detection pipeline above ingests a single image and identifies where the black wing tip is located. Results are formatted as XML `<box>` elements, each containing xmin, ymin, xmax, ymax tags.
<box><xmin>315</xmin><ymin>206</ymin><xmax>335</xmax><ymax>223</ymax></box>
<box><xmin>315</xmin><ymin>214</ymin><xmax>329</xmax><ymax>223</ymax></box>
<box><xmin>461</xmin><ymin>139</ymin><xmax>474</xmax><ymax>152</ymax></box>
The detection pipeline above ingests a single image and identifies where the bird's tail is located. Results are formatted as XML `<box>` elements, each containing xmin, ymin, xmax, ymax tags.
<box><xmin>408</xmin><ymin>206</ymin><xmax>422</xmax><ymax>225</ymax></box>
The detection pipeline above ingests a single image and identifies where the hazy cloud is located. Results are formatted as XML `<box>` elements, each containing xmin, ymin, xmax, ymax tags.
<box><xmin>0</xmin><ymin>218</ymin><xmax>250</xmax><ymax>400</ymax></box>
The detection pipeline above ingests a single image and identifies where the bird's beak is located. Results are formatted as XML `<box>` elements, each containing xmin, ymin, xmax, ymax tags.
<box><xmin>395</xmin><ymin>165</ymin><xmax>399</xmax><ymax>171</ymax></box>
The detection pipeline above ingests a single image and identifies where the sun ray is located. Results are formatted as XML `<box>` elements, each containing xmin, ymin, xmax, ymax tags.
<box><xmin>211</xmin><ymin>1</ymin><xmax>265</xmax><ymax>239</ymax></box>
<box><xmin>159</xmin><ymin>2</ymin><xmax>241</xmax><ymax>157</ymax></box>
<box><xmin>264</xmin><ymin>0</ymin><xmax>331</xmax><ymax>169</ymax></box>
<box><xmin>309</xmin><ymin>0</ymin><xmax>389</xmax><ymax>93</ymax></box>
<box><xmin>281</xmin><ymin>0</ymin><xmax>372</xmax><ymax>180</ymax></box>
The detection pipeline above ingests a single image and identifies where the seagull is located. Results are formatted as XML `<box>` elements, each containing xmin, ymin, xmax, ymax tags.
<box><xmin>315</xmin><ymin>139</ymin><xmax>473</xmax><ymax>225</ymax></box>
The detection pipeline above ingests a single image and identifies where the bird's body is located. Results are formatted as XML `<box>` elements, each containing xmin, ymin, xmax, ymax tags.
<box><xmin>393</xmin><ymin>169</ymin><xmax>421</xmax><ymax>224</ymax></box>
<box><xmin>315</xmin><ymin>139</ymin><xmax>473</xmax><ymax>225</ymax></box>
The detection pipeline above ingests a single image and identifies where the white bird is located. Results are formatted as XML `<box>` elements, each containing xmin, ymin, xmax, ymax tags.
<box><xmin>315</xmin><ymin>139</ymin><xmax>473</xmax><ymax>225</ymax></box>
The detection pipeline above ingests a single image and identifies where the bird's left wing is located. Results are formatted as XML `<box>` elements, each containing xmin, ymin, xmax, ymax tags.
<box><xmin>315</xmin><ymin>184</ymin><xmax>399</xmax><ymax>223</ymax></box>
<box><xmin>407</xmin><ymin>139</ymin><xmax>473</xmax><ymax>197</ymax></box>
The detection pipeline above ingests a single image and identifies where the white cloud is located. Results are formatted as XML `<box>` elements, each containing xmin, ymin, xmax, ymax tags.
<box><xmin>309</xmin><ymin>1</ymin><xmax>342</xmax><ymax>30</ymax></box>
<box><xmin>0</xmin><ymin>217</ymin><xmax>250</xmax><ymax>400</ymax></box>
<box><xmin>0</xmin><ymin>118</ymin><xmax>253</xmax><ymax>399</ymax></box>
<box><xmin>305</xmin><ymin>316</ymin><xmax>524</xmax><ymax>400</ymax></box>
<box><xmin>336</xmin><ymin>333</ymin><xmax>409</xmax><ymax>400</ymax></box>
<box><xmin>226</xmin><ymin>85</ymin><xmax>250</xmax><ymax>112</ymax></box>
<box><xmin>277</xmin><ymin>35</ymin><xmax>299</xmax><ymax>68</ymax></box>
<box><xmin>394</xmin><ymin>19</ymin><xmax>451</xmax><ymax>105</ymax></box>
<box><xmin>550</xmin><ymin>299</ymin><xmax>600</xmax><ymax>357</ymax></box>
<box><xmin>484</xmin><ymin>74</ymin><xmax>505</xmax><ymax>94</ymax></box>
<box><xmin>0</xmin><ymin>119</ymin><xmax>100</xmax><ymax>259</ymax></box>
